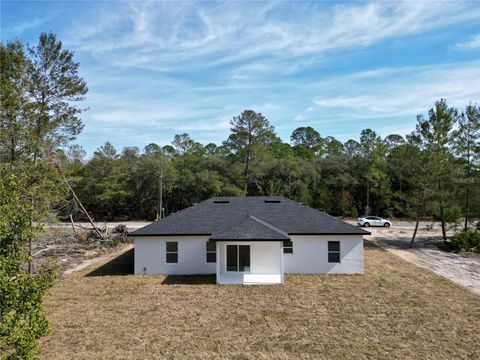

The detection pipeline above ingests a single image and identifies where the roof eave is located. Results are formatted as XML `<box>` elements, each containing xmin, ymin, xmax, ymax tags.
<box><xmin>288</xmin><ymin>232</ymin><xmax>371</xmax><ymax>236</ymax></box>
<box><xmin>209</xmin><ymin>238</ymin><xmax>290</xmax><ymax>241</ymax></box>
<box><xmin>128</xmin><ymin>233</ymin><xmax>211</xmax><ymax>237</ymax></box>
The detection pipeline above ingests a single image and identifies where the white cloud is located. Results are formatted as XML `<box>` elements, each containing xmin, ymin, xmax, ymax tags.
<box><xmin>455</xmin><ymin>34</ymin><xmax>480</xmax><ymax>50</ymax></box>
<box><xmin>65</xmin><ymin>1</ymin><xmax>480</xmax><ymax>72</ymax></box>
<box><xmin>295</xmin><ymin>61</ymin><xmax>480</xmax><ymax>127</ymax></box>
<box><xmin>55</xmin><ymin>0</ymin><xmax>480</xmax><ymax>152</ymax></box>
<box><xmin>13</xmin><ymin>17</ymin><xmax>49</xmax><ymax>34</ymax></box>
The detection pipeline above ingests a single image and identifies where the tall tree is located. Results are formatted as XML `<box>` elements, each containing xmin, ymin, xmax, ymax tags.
<box><xmin>172</xmin><ymin>133</ymin><xmax>194</xmax><ymax>155</ymax></box>
<box><xmin>453</xmin><ymin>104</ymin><xmax>480</xmax><ymax>230</ymax></box>
<box><xmin>413</xmin><ymin>99</ymin><xmax>458</xmax><ymax>241</ymax></box>
<box><xmin>359</xmin><ymin>129</ymin><xmax>385</xmax><ymax>215</ymax></box>
<box><xmin>26</xmin><ymin>32</ymin><xmax>87</xmax><ymax>163</ymax></box>
<box><xmin>24</xmin><ymin>32</ymin><xmax>88</xmax><ymax>265</ymax></box>
<box><xmin>290</xmin><ymin>126</ymin><xmax>323</xmax><ymax>159</ymax></box>
<box><xmin>224</xmin><ymin>110</ymin><xmax>276</xmax><ymax>195</ymax></box>
<box><xmin>0</xmin><ymin>40</ymin><xmax>29</xmax><ymax>162</ymax></box>
<box><xmin>323</xmin><ymin>136</ymin><xmax>344</xmax><ymax>156</ymax></box>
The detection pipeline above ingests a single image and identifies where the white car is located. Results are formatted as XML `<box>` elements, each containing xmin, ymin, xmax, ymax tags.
<box><xmin>357</xmin><ymin>216</ymin><xmax>392</xmax><ymax>227</ymax></box>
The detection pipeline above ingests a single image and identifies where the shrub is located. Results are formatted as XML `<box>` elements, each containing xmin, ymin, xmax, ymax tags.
<box><xmin>443</xmin><ymin>231</ymin><xmax>480</xmax><ymax>253</ymax></box>
<box><xmin>0</xmin><ymin>253</ymin><xmax>56</xmax><ymax>358</ymax></box>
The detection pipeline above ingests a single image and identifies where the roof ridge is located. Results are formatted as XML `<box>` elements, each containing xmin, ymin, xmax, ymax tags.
<box><xmin>247</xmin><ymin>214</ymin><xmax>289</xmax><ymax>237</ymax></box>
<box><xmin>210</xmin><ymin>213</ymin><xmax>290</xmax><ymax>240</ymax></box>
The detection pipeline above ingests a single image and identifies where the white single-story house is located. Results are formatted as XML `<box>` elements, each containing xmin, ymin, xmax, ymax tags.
<box><xmin>130</xmin><ymin>196</ymin><xmax>370</xmax><ymax>285</ymax></box>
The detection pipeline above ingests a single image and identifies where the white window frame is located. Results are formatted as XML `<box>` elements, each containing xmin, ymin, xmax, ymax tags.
<box><xmin>225</xmin><ymin>244</ymin><xmax>251</xmax><ymax>273</ymax></box>
<box><xmin>206</xmin><ymin>241</ymin><xmax>216</xmax><ymax>263</ymax></box>
<box><xmin>327</xmin><ymin>241</ymin><xmax>341</xmax><ymax>263</ymax></box>
<box><xmin>165</xmin><ymin>241</ymin><xmax>178</xmax><ymax>264</ymax></box>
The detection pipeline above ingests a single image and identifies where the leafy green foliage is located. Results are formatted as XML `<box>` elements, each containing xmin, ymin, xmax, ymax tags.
<box><xmin>443</xmin><ymin>231</ymin><xmax>480</xmax><ymax>253</ymax></box>
<box><xmin>0</xmin><ymin>253</ymin><xmax>56</xmax><ymax>359</ymax></box>
<box><xmin>1</xmin><ymin>33</ymin><xmax>87</xmax><ymax>359</ymax></box>
<box><xmin>0</xmin><ymin>168</ymin><xmax>57</xmax><ymax>359</ymax></box>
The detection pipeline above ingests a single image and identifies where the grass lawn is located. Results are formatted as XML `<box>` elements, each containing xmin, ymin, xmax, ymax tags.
<box><xmin>40</xmin><ymin>242</ymin><xmax>480</xmax><ymax>359</ymax></box>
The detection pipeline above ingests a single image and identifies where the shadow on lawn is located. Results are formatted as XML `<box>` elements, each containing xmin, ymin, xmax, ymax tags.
<box><xmin>86</xmin><ymin>248</ymin><xmax>134</xmax><ymax>276</ymax></box>
<box><xmin>161</xmin><ymin>275</ymin><xmax>216</xmax><ymax>285</ymax></box>
<box><xmin>85</xmin><ymin>248</ymin><xmax>215</xmax><ymax>284</ymax></box>
<box><xmin>364</xmin><ymin>239</ymin><xmax>382</xmax><ymax>249</ymax></box>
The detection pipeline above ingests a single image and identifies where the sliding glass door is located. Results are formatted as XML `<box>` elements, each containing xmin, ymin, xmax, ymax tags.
<box><xmin>226</xmin><ymin>245</ymin><xmax>250</xmax><ymax>272</ymax></box>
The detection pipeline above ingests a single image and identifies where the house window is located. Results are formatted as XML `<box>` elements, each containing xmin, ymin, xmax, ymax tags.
<box><xmin>328</xmin><ymin>241</ymin><xmax>340</xmax><ymax>263</ymax></box>
<box><xmin>226</xmin><ymin>245</ymin><xmax>250</xmax><ymax>272</ymax></box>
<box><xmin>206</xmin><ymin>241</ymin><xmax>216</xmax><ymax>263</ymax></box>
<box><xmin>166</xmin><ymin>241</ymin><xmax>178</xmax><ymax>263</ymax></box>
<box><xmin>283</xmin><ymin>240</ymin><xmax>293</xmax><ymax>254</ymax></box>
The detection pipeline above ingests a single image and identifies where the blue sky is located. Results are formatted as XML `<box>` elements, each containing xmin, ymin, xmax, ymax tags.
<box><xmin>2</xmin><ymin>0</ymin><xmax>480</xmax><ymax>156</ymax></box>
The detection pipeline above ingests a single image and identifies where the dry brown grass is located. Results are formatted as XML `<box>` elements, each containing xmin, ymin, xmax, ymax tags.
<box><xmin>40</xmin><ymin>242</ymin><xmax>480</xmax><ymax>359</ymax></box>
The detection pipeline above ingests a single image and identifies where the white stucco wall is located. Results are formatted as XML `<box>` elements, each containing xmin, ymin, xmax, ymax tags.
<box><xmin>216</xmin><ymin>241</ymin><xmax>283</xmax><ymax>284</ymax></box>
<box><xmin>284</xmin><ymin>235</ymin><xmax>364</xmax><ymax>274</ymax></box>
<box><xmin>134</xmin><ymin>234</ymin><xmax>364</xmax><ymax>278</ymax></box>
<box><xmin>134</xmin><ymin>236</ymin><xmax>216</xmax><ymax>275</ymax></box>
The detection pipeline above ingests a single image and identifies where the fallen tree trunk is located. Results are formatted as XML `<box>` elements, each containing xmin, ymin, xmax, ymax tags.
<box><xmin>62</xmin><ymin>175</ymin><xmax>105</xmax><ymax>240</ymax></box>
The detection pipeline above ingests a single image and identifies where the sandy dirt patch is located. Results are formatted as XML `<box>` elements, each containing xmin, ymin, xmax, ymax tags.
<box><xmin>353</xmin><ymin>222</ymin><xmax>480</xmax><ymax>295</ymax></box>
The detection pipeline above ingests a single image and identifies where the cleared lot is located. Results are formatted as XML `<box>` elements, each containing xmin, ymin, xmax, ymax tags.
<box><xmin>40</xmin><ymin>242</ymin><xmax>479</xmax><ymax>359</ymax></box>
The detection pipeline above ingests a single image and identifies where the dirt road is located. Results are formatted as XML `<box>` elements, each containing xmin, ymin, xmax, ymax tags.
<box><xmin>360</xmin><ymin>224</ymin><xmax>480</xmax><ymax>295</ymax></box>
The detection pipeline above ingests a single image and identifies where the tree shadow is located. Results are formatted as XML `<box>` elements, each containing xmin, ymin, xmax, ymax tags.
<box><xmin>86</xmin><ymin>248</ymin><xmax>134</xmax><ymax>276</ymax></box>
<box><xmin>161</xmin><ymin>275</ymin><xmax>216</xmax><ymax>285</ymax></box>
<box><xmin>364</xmin><ymin>239</ymin><xmax>383</xmax><ymax>250</ymax></box>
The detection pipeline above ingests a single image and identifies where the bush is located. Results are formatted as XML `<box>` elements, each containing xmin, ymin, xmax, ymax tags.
<box><xmin>443</xmin><ymin>231</ymin><xmax>480</xmax><ymax>253</ymax></box>
<box><xmin>0</xmin><ymin>253</ymin><xmax>56</xmax><ymax>358</ymax></box>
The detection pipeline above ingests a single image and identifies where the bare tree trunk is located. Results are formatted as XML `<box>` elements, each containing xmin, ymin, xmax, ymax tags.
<box><xmin>464</xmin><ymin>184</ymin><xmax>470</xmax><ymax>231</ymax></box>
<box><xmin>243</xmin><ymin>149</ymin><xmax>250</xmax><ymax>196</ymax></box>
<box><xmin>28</xmin><ymin>151</ymin><xmax>38</xmax><ymax>273</ymax></box>
<box><xmin>159</xmin><ymin>164</ymin><xmax>163</xmax><ymax>219</ymax></box>
<box><xmin>439</xmin><ymin>195</ymin><xmax>447</xmax><ymax>242</ymax></box>
<box><xmin>69</xmin><ymin>214</ymin><xmax>77</xmax><ymax>234</ymax></box>
<box><xmin>410</xmin><ymin>218</ymin><xmax>420</xmax><ymax>248</ymax></box>
<box><xmin>62</xmin><ymin>175</ymin><xmax>105</xmax><ymax>240</ymax></box>
<box><xmin>365</xmin><ymin>180</ymin><xmax>370</xmax><ymax>216</ymax></box>
<box><xmin>287</xmin><ymin>166</ymin><xmax>291</xmax><ymax>198</ymax></box>
<box><xmin>10</xmin><ymin>137</ymin><xmax>15</xmax><ymax>162</ymax></box>
<box><xmin>464</xmin><ymin>149</ymin><xmax>471</xmax><ymax>231</ymax></box>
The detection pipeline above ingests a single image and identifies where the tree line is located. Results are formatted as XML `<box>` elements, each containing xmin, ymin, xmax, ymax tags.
<box><xmin>58</xmin><ymin>104</ymin><xmax>479</xmax><ymax>234</ymax></box>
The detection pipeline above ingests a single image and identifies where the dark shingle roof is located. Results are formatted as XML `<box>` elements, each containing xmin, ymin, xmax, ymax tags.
<box><xmin>130</xmin><ymin>196</ymin><xmax>370</xmax><ymax>239</ymax></box>
<box><xmin>210</xmin><ymin>214</ymin><xmax>290</xmax><ymax>240</ymax></box>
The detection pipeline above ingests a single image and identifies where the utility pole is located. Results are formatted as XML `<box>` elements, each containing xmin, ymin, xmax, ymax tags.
<box><xmin>157</xmin><ymin>157</ymin><xmax>164</xmax><ymax>221</ymax></box>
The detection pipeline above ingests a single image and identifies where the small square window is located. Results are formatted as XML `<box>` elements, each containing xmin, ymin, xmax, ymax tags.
<box><xmin>166</xmin><ymin>241</ymin><xmax>178</xmax><ymax>263</ymax></box>
<box><xmin>328</xmin><ymin>241</ymin><xmax>340</xmax><ymax>252</ymax></box>
<box><xmin>166</xmin><ymin>241</ymin><xmax>178</xmax><ymax>252</ymax></box>
<box><xmin>328</xmin><ymin>252</ymin><xmax>340</xmax><ymax>263</ymax></box>
<box><xmin>328</xmin><ymin>241</ymin><xmax>340</xmax><ymax>263</ymax></box>
<box><xmin>283</xmin><ymin>240</ymin><xmax>293</xmax><ymax>254</ymax></box>
<box><xmin>206</xmin><ymin>241</ymin><xmax>216</xmax><ymax>263</ymax></box>
<box><xmin>206</xmin><ymin>252</ymin><xmax>216</xmax><ymax>263</ymax></box>
<box><xmin>206</xmin><ymin>241</ymin><xmax>216</xmax><ymax>252</ymax></box>
<box><xmin>166</xmin><ymin>253</ymin><xmax>178</xmax><ymax>263</ymax></box>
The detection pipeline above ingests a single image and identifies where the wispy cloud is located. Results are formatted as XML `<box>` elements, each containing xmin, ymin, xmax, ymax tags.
<box><xmin>66</xmin><ymin>1</ymin><xmax>480</xmax><ymax>73</ymax></box>
<box><xmin>7</xmin><ymin>0</ymin><xmax>478</xmax><ymax>153</ymax></box>
<box><xmin>455</xmin><ymin>34</ymin><xmax>480</xmax><ymax>50</ymax></box>
<box><xmin>13</xmin><ymin>17</ymin><xmax>48</xmax><ymax>34</ymax></box>
<box><xmin>294</xmin><ymin>61</ymin><xmax>480</xmax><ymax>137</ymax></box>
